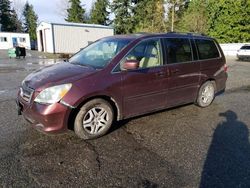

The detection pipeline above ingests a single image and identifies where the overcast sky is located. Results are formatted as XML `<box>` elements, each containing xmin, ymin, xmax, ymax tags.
<box><xmin>13</xmin><ymin>0</ymin><xmax>95</xmax><ymax>23</ymax></box>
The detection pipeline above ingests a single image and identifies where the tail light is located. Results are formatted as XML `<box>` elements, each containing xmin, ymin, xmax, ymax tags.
<box><xmin>224</xmin><ymin>64</ymin><xmax>228</xmax><ymax>72</ymax></box>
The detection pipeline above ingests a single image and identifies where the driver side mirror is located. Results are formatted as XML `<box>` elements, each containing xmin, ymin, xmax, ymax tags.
<box><xmin>122</xmin><ymin>59</ymin><xmax>139</xmax><ymax>70</ymax></box>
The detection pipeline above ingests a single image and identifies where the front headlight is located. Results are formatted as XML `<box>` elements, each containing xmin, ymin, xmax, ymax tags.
<box><xmin>34</xmin><ymin>83</ymin><xmax>72</xmax><ymax>104</ymax></box>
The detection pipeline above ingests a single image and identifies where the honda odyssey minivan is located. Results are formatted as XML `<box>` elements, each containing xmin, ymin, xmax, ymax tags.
<box><xmin>16</xmin><ymin>32</ymin><xmax>228</xmax><ymax>139</ymax></box>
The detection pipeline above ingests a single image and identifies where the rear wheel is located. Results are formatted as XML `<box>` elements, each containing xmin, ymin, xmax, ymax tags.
<box><xmin>74</xmin><ymin>99</ymin><xmax>114</xmax><ymax>140</ymax></box>
<box><xmin>197</xmin><ymin>81</ymin><xmax>215</xmax><ymax>107</ymax></box>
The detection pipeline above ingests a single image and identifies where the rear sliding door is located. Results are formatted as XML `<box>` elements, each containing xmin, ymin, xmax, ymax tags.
<box><xmin>163</xmin><ymin>38</ymin><xmax>200</xmax><ymax>107</ymax></box>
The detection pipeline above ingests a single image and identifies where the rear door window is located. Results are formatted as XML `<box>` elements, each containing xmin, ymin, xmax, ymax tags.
<box><xmin>195</xmin><ymin>39</ymin><xmax>220</xmax><ymax>60</ymax></box>
<box><xmin>164</xmin><ymin>38</ymin><xmax>192</xmax><ymax>64</ymax></box>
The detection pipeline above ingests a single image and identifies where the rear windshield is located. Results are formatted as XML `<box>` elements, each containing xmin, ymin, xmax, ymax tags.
<box><xmin>195</xmin><ymin>39</ymin><xmax>220</xmax><ymax>60</ymax></box>
<box><xmin>240</xmin><ymin>45</ymin><xmax>250</xmax><ymax>50</ymax></box>
<box><xmin>69</xmin><ymin>38</ymin><xmax>132</xmax><ymax>69</ymax></box>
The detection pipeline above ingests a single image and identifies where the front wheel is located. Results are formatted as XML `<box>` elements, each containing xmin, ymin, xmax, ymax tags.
<box><xmin>74</xmin><ymin>99</ymin><xmax>114</xmax><ymax>140</ymax></box>
<box><xmin>196</xmin><ymin>81</ymin><xmax>215</xmax><ymax>107</ymax></box>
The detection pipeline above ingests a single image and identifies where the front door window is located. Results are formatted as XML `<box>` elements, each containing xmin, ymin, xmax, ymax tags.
<box><xmin>123</xmin><ymin>39</ymin><xmax>163</xmax><ymax>69</ymax></box>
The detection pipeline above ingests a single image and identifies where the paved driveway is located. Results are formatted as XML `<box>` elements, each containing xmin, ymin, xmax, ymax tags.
<box><xmin>0</xmin><ymin>52</ymin><xmax>250</xmax><ymax>187</ymax></box>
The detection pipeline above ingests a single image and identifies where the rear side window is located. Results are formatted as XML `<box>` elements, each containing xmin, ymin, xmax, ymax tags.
<box><xmin>164</xmin><ymin>38</ymin><xmax>192</xmax><ymax>64</ymax></box>
<box><xmin>195</xmin><ymin>39</ymin><xmax>220</xmax><ymax>60</ymax></box>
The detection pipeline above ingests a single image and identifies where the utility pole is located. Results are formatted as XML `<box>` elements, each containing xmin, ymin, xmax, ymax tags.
<box><xmin>171</xmin><ymin>4</ymin><xmax>175</xmax><ymax>32</ymax></box>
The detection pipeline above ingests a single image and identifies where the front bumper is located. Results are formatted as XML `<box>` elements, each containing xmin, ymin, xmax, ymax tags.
<box><xmin>17</xmin><ymin>93</ymin><xmax>72</xmax><ymax>134</ymax></box>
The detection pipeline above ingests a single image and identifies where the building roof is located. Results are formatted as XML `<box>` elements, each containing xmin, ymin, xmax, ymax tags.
<box><xmin>0</xmin><ymin>31</ymin><xmax>29</xmax><ymax>35</ymax></box>
<box><xmin>39</xmin><ymin>21</ymin><xmax>114</xmax><ymax>30</ymax></box>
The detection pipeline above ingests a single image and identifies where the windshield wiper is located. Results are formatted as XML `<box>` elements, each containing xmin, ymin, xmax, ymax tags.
<box><xmin>71</xmin><ymin>61</ymin><xmax>95</xmax><ymax>69</ymax></box>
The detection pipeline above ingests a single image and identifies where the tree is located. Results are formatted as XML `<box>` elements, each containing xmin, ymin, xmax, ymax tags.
<box><xmin>166</xmin><ymin>0</ymin><xmax>189</xmax><ymax>32</ymax></box>
<box><xmin>177</xmin><ymin>0</ymin><xmax>208</xmax><ymax>33</ymax></box>
<box><xmin>90</xmin><ymin>0</ymin><xmax>110</xmax><ymax>25</ymax></box>
<box><xmin>11</xmin><ymin>10</ymin><xmax>23</xmax><ymax>32</ymax></box>
<box><xmin>206</xmin><ymin>0</ymin><xmax>250</xmax><ymax>43</ymax></box>
<box><xmin>134</xmin><ymin>0</ymin><xmax>166</xmax><ymax>32</ymax></box>
<box><xmin>0</xmin><ymin>0</ymin><xmax>22</xmax><ymax>32</ymax></box>
<box><xmin>23</xmin><ymin>2</ymin><xmax>38</xmax><ymax>41</ymax></box>
<box><xmin>12</xmin><ymin>0</ymin><xmax>25</xmax><ymax>21</ymax></box>
<box><xmin>112</xmin><ymin>0</ymin><xmax>134</xmax><ymax>34</ymax></box>
<box><xmin>65</xmin><ymin>0</ymin><xmax>85</xmax><ymax>23</ymax></box>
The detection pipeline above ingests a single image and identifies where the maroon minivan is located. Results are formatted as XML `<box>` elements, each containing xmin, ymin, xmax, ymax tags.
<box><xmin>17</xmin><ymin>33</ymin><xmax>227</xmax><ymax>139</ymax></box>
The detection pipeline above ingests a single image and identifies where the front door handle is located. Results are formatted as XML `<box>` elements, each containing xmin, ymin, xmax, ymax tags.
<box><xmin>171</xmin><ymin>69</ymin><xmax>180</xmax><ymax>74</ymax></box>
<box><xmin>156</xmin><ymin>71</ymin><xmax>166</xmax><ymax>77</ymax></box>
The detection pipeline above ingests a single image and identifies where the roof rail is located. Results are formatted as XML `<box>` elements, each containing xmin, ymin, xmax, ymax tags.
<box><xmin>134</xmin><ymin>32</ymin><xmax>150</xmax><ymax>35</ymax></box>
<box><xmin>168</xmin><ymin>31</ymin><xmax>207</xmax><ymax>36</ymax></box>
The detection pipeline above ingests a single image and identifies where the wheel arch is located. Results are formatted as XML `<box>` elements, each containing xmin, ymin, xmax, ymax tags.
<box><xmin>196</xmin><ymin>78</ymin><xmax>216</xmax><ymax>103</ymax></box>
<box><xmin>67</xmin><ymin>95</ymin><xmax>121</xmax><ymax>130</ymax></box>
<box><xmin>200</xmin><ymin>78</ymin><xmax>217</xmax><ymax>91</ymax></box>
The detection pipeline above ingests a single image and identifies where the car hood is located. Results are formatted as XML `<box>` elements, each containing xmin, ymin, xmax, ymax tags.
<box><xmin>23</xmin><ymin>62</ymin><xmax>96</xmax><ymax>90</ymax></box>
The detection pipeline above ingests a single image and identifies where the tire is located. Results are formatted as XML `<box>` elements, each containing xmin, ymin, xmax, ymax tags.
<box><xmin>196</xmin><ymin>81</ymin><xmax>215</xmax><ymax>107</ymax></box>
<box><xmin>74</xmin><ymin>99</ymin><xmax>114</xmax><ymax>140</ymax></box>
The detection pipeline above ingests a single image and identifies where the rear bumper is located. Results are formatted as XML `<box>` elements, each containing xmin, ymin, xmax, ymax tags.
<box><xmin>17</xmin><ymin>95</ymin><xmax>71</xmax><ymax>134</ymax></box>
<box><xmin>215</xmin><ymin>72</ymin><xmax>228</xmax><ymax>95</ymax></box>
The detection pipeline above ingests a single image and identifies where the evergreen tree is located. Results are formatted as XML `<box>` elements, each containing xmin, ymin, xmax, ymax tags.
<box><xmin>90</xmin><ymin>0</ymin><xmax>110</xmax><ymax>25</ymax></box>
<box><xmin>23</xmin><ymin>2</ymin><xmax>38</xmax><ymax>40</ymax></box>
<box><xmin>132</xmin><ymin>0</ymin><xmax>166</xmax><ymax>33</ymax></box>
<box><xmin>206</xmin><ymin>0</ymin><xmax>250</xmax><ymax>43</ymax></box>
<box><xmin>11</xmin><ymin>10</ymin><xmax>23</xmax><ymax>32</ymax></box>
<box><xmin>177</xmin><ymin>0</ymin><xmax>207</xmax><ymax>33</ymax></box>
<box><xmin>112</xmin><ymin>0</ymin><xmax>134</xmax><ymax>34</ymax></box>
<box><xmin>65</xmin><ymin>0</ymin><xmax>85</xmax><ymax>23</ymax></box>
<box><xmin>0</xmin><ymin>0</ymin><xmax>21</xmax><ymax>32</ymax></box>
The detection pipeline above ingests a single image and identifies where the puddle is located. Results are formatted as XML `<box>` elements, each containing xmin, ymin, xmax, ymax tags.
<box><xmin>0</xmin><ymin>67</ymin><xmax>25</xmax><ymax>73</ymax></box>
<box><xmin>0</xmin><ymin>90</ymin><xmax>7</xmax><ymax>94</ymax></box>
<box><xmin>29</xmin><ymin>59</ymin><xmax>61</xmax><ymax>66</ymax></box>
<box><xmin>39</xmin><ymin>59</ymin><xmax>61</xmax><ymax>65</ymax></box>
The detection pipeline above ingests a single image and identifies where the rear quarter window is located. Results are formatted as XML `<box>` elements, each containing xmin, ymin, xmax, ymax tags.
<box><xmin>195</xmin><ymin>39</ymin><xmax>220</xmax><ymax>60</ymax></box>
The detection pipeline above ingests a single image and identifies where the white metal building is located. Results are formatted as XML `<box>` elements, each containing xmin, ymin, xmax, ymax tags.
<box><xmin>37</xmin><ymin>21</ymin><xmax>114</xmax><ymax>54</ymax></box>
<box><xmin>0</xmin><ymin>32</ymin><xmax>31</xmax><ymax>49</ymax></box>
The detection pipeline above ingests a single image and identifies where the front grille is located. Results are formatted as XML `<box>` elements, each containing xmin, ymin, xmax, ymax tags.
<box><xmin>20</xmin><ymin>83</ymin><xmax>34</xmax><ymax>103</ymax></box>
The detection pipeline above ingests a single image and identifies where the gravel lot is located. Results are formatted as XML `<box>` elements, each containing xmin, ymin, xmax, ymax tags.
<box><xmin>0</xmin><ymin>50</ymin><xmax>250</xmax><ymax>187</ymax></box>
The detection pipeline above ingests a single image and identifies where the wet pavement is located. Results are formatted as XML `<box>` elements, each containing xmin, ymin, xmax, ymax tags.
<box><xmin>0</xmin><ymin>50</ymin><xmax>250</xmax><ymax>187</ymax></box>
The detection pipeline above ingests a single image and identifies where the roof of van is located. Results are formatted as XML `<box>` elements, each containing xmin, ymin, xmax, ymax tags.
<box><xmin>107</xmin><ymin>32</ymin><xmax>213</xmax><ymax>40</ymax></box>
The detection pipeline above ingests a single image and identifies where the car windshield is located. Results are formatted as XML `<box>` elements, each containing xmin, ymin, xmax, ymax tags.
<box><xmin>69</xmin><ymin>38</ymin><xmax>132</xmax><ymax>69</ymax></box>
<box><xmin>240</xmin><ymin>45</ymin><xmax>250</xmax><ymax>50</ymax></box>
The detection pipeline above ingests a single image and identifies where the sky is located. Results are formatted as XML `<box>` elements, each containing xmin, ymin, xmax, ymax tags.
<box><xmin>13</xmin><ymin>0</ymin><xmax>95</xmax><ymax>23</ymax></box>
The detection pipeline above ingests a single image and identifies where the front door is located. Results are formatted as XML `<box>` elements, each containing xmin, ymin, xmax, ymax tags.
<box><xmin>12</xmin><ymin>37</ymin><xmax>17</xmax><ymax>47</ymax></box>
<box><xmin>163</xmin><ymin>38</ymin><xmax>200</xmax><ymax>107</ymax></box>
<box><xmin>120</xmin><ymin>38</ymin><xmax>168</xmax><ymax>118</ymax></box>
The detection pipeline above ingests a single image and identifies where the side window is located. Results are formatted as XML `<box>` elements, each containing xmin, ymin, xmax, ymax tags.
<box><xmin>19</xmin><ymin>37</ymin><xmax>26</xmax><ymax>42</ymax></box>
<box><xmin>165</xmin><ymin>38</ymin><xmax>192</xmax><ymax>64</ymax></box>
<box><xmin>124</xmin><ymin>39</ymin><xmax>162</xmax><ymax>69</ymax></box>
<box><xmin>0</xmin><ymin>37</ymin><xmax>7</xmax><ymax>42</ymax></box>
<box><xmin>195</xmin><ymin>39</ymin><xmax>220</xmax><ymax>60</ymax></box>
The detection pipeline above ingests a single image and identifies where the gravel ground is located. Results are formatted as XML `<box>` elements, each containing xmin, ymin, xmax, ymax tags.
<box><xmin>0</xmin><ymin>51</ymin><xmax>250</xmax><ymax>187</ymax></box>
